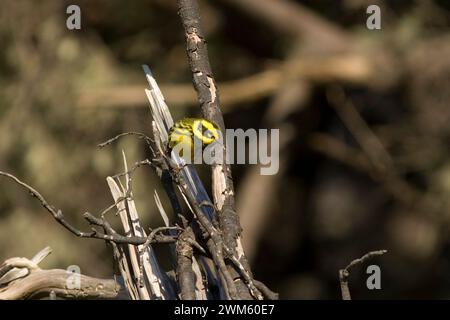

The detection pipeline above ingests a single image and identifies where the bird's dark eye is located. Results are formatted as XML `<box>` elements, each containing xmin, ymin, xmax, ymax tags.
<box><xmin>201</xmin><ymin>124</ymin><xmax>212</xmax><ymax>137</ymax></box>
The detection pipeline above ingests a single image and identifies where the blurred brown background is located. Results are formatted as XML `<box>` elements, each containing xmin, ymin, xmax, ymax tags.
<box><xmin>0</xmin><ymin>0</ymin><xmax>449</xmax><ymax>299</ymax></box>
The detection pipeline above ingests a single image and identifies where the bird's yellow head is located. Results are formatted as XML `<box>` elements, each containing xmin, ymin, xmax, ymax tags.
<box><xmin>168</xmin><ymin>118</ymin><xmax>221</xmax><ymax>152</ymax></box>
<box><xmin>192</xmin><ymin>119</ymin><xmax>220</xmax><ymax>145</ymax></box>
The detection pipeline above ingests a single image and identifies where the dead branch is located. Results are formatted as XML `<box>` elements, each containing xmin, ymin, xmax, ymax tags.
<box><xmin>339</xmin><ymin>250</ymin><xmax>387</xmax><ymax>300</ymax></box>
<box><xmin>176</xmin><ymin>227</ymin><xmax>197</xmax><ymax>300</ymax></box>
<box><xmin>177</xmin><ymin>0</ymin><xmax>260</xmax><ymax>300</ymax></box>
<box><xmin>0</xmin><ymin>249</ymin><xmax>121</xmax><ymax>300</ymax></box>
<box><xmin>97</xmin><ymin>131</ymin><xmax>154</xmax><ymax>149</ymax></box>
<box><xmin>0</xmin><ymin>171</ymin><xmax>176</xmax><ymax>246</ymax></box>
<box><xmin>0</xmin><ymin>269</ymin><xmax>120</xmax><ymax>300</ymax></box>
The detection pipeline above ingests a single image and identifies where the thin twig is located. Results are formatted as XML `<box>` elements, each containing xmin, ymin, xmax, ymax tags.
<box><xmin>0</xmin><ymin>171</ymin><xmax>174</xmax><ymax>246</ymax></box>
<box><xmin>137</xmin><ymin>226</ymin><xmax>182</xmax><ymax>287</ymax></box>
<box><xmin>339</xmin><ymin>250</ymin><xmax>387</xmax><ymax>300</ymax></box>
<box><xmin>98</xmin><ymin>131</ymin><xmax>154</xmax><ymax>148</ymax></box>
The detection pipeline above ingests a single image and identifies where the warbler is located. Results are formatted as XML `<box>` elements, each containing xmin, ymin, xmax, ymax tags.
<box><xmin>168</xmin><ymin>118</ymin><xmax>220</xmax><ymax>161</ymax></box>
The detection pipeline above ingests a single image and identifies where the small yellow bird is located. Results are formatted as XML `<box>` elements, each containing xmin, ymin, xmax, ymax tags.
<box><xmin>168</xmin><ymin>118</ymin><xmax>220</xmax><ymax>159</ymax></box>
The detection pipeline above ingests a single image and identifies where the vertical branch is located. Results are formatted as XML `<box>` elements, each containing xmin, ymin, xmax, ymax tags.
<box><xmin>176</xmin><ymin>227</ymin><xmax>197</xmax><ymax>300</ymax></box>
<box><xmin>177</xmin><ymin>0</ymin><xmax>234</xmax><ymax>211</ymax></box>
<box><xmin>177</xmin><ymin>0</ymin><xmax>254</xmax><ymax>299</ymax></box>
<box><xmin>339</xmin><ymin>269</ymin><xmax>352</xmax><ymax>301</ymax></box>
<box><xmin>177</xmin><ymin>0</ymin><xmax>225</xmax><ymax>126</ymax></box>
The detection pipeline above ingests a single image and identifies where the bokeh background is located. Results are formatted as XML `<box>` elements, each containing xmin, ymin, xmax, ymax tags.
<box><xmin>1</xmin><ymin>0</ymin><xmax>450</xmax><ymax>299</ymax></box>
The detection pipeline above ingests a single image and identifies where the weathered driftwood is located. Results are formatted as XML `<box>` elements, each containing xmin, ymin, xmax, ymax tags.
<box><xmin>0</xmin><ymin>247</ymin><xmax>120</xmax><ymax>300</ymax></box>
<box><xmin>0</xmin><ymin>269</ymin><xmax>120</xmax><ymax>300</ymax></box>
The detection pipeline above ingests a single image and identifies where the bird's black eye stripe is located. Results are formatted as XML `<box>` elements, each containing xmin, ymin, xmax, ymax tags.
<box><xmin>201</xmin><ymin>124</ymin><xmax>215</xmax><ymax>140</ymax></box>
<box><xmin>201</xmin><ymin>124</ymin><xmax>212</xmax><ymax>134</ymax></box>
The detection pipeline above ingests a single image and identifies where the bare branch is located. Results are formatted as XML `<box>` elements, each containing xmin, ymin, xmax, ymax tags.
<box><xmin>137</xmin><ymin>226</ymin><xmax>182</xmax><ymax>287</ymax></box>
<box><xmin>0</xmin><ymin>269</ymin><xmax>120</xmax><ymax>300</ymax></box>
<box><xmin>176</xmin><ymin>227</ymin><xmax>197</xmax><ymax>300</ymax></box>
<box><xmin>339</xmin><ymin>250</ymin><xmax>387</xmax><ymax>300</ymax></box>
<box><xmin>0</xmin><ymin>250</ymin><xmax>121</xmax><ymax>300</ymax></box>
<box><xmin>0</xmin><ymin>171</ymin><xmax>175</xmax><ymax>247</ymax></box>
<box><xmin>97</xmin><ymin>131</ymin><xmax>154</xmax><ymax>149</ymax></box>
<box><xmin>177</xmin><ymin>0</ymin><xmax>260</xmax><ymax>300</ymax></box>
